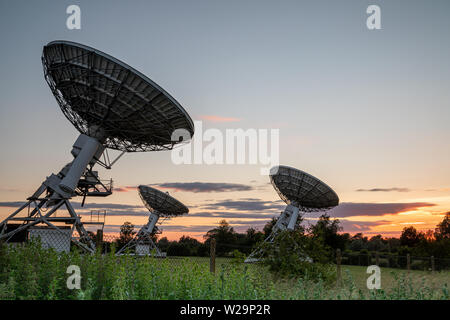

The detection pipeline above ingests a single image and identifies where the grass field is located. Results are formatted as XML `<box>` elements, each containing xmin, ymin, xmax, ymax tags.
<box><xmin>0</xmin><ymin>243</ymin><xmax>449</xmax><ymax>300</ymax></box>
<box><xmin>340</xmin><ymin>265</ymin><xmax>450</xmax><ymax>294</ymax></box>
<box><xmin>177</xmin><ymin>257</ymin><xmax>450</xmax><ymax>299</ymax></box>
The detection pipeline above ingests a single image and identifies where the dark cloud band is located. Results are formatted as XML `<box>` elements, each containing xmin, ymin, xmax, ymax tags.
<box><xmin>356</xmin><ymin>187</ymin><xmax>411</xmax><ymax>192</ymax></box>
<box><xmin>328</xmin><ymin>202</ymin><xmax>434</xmax><ymax>217</ymax></box>
<box><xmin>154</xmin><ymin>182</ymin><xmax>253</xmax><ymax>193</ymax></box>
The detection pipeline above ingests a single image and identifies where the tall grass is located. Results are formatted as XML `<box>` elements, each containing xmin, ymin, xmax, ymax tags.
<box><xmin>0</xmin><ymin>241</ymin><xmax>448</xmax><ymax>300</ymax></box>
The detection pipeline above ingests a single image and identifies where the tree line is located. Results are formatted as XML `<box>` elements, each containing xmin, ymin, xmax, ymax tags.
<box><xmin>117</xmin><ymin>212</ymin><xmax>450</xmax><ymax>262</ymax></box>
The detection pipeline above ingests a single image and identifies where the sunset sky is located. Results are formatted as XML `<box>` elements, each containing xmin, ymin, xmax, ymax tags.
<box><xmin>0</xmin><ymin>0</ymin><xmax>449</xmax><ymax>241</ymax></box>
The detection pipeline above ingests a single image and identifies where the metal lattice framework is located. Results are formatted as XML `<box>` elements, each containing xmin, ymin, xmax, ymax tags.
<box><xmin>139</xmin><ymin>185</ymin><xmax>189</xmax><ymax>217</ymax></box>
<box><xmin>116</xmin><ymin>186</ymin><xmax>188</xmax><ymax>256</ymax></box>
<box><xmin>0</xmin><ymin>40</ymin><xmax>196</xmax><ymax>253</ymax></box>
<box><xmin>270</xmin><ymin>165</ymin><xmax>339</xmax><ymax>210</ymax></box>
<box><xmin>116</xmin><ymin>226</ymin><xmax>163</xmax><ymax>257</ymax></box>
<box><xmin>42</xmin><ymin>40</ymin><xmax>195</xmax><ymax>152</ymax></box>
<box><xmin>245</xmin><ymin>166</ymin><xmax>339</xmax><ymax>263</ymax></box>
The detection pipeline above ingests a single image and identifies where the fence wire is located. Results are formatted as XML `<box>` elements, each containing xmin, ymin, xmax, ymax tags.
<box><xmin>3</xmin><ymin>231</ymin><xmax>450</xmax><ymax>272</ymax></box>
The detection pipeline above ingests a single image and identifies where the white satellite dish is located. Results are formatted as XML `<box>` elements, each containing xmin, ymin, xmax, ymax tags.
<box><xmin>116</xmin><ymin>185</ymin><xmax>189</xmax><ymax>256</ymax></box>
<box><xmin>0</xmin><ymin>41</ymin><xmax>194</xmax><ymax>253</ymax></box>
<box><xmin>245</xmin><ymin>165</ymin><xmax>339</xmax><ymax>263</ymax></box>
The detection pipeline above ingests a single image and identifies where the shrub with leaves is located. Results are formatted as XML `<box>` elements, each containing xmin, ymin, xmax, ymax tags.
<box><xmin>261</xmin><ymin>230</ymin><xmax>336</xmax><ymax>284</ymax></box>
<box><xmin>0</xmin><ymin>240</ymin><xmax>448</xmax><ymax>300</ymax></box>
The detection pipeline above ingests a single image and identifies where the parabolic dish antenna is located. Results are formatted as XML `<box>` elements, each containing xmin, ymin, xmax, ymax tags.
<box><xmin>270</xmin><ymin>165</ymin><xmax>339</xmax><ymax>210</ymax></box>
<box><xmin>138</xmin><ymin>185</ymin><xmax>189</xmax><ymax>217</ymax></box>
<box><xmin>116</xmin><ymin>185</ymin><xmax>189</xmax><ymax>256</ymax></box>
<box><xmin>245</xmin><ymin>165</ymin><xmax>339</xmax><ymax>263</ymax></box>
<box><xmin>42</xmin><ymin>40</ymin><xmax>194</xmax><ymax>152</ymax></box>
<box><xmin>0</xmin><ymin>40</ymin><xmax>194</xmax><ymax>253</ymax></box>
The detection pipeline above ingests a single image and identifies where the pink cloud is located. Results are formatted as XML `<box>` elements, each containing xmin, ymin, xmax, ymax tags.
<box><xmin>198</xmin><ymin>115</ymin><xmax>242</xmax><ymax>123</ymax></box>
<box><xmin>113</xmin><ymin>186</ymin><xmax>138</xmax><ymax>192</ymax></box>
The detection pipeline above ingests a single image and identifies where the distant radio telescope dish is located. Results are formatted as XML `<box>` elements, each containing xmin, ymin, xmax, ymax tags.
<box><xmin>270</xmin><ymin>165</ymin><xmax>339</xmax><ymax>210</ymax></box>
<box><xmin>117</xmin><ymin>185</ymin><xmax>189</xmax><ymax>256</ymax></box>
<box><xmin>42</xmin><ymin>40</ymin><xmax>195</xmax><ymax>152</ymax></box>
<box><xmin>138</xmin><ymin>185</ymin><xmax>189</xmax><ymax>217</ymax></box>
<box><xmin>245</xmin><ymin>165</ymin><xmax>339</xmax><ymax>263</ymax></box>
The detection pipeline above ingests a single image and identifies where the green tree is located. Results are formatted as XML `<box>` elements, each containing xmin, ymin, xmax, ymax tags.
<box><xmin>263</xmin><ymin>217</ymin><xmax>278</xmax><ymax>237</ymax></box>
<box><xmin>245</xmin><ymin>227</ymin><xmax>264</xmax><ymax>246</ymax></box>
<box><xmin>204</xmin><ymin>220</ymin><xmax>237</xmax><ymax>256</ymax></box>
<box><xmin>179</xmin><ymin>235</ymin><xmax>203</xmax><ymax>256</ymax></box>
<box><xmin>435</xmin><ymin>212</ymin><xmax>450</xmax><ymax>240</ymax></box>
<box><xmin>167</xmin><ymin>236</ymin><xmax>202</xmax><ymax>256</ymax></box>
<box><xmin>367</xmin><ymin>234</ymin><xmax>387</xmax><ymax>252</ymax></box>
<box><xmin>400</xmin><ymin>226</ymin><xmax>424</xmax><ymax>247</ymax></box>
<box><xmin>157</xmin><ymin>237</ymin><xmax>170</xmax><ymax>252</ymax></box>
<box><xmin>262</xmin><ymin>230</ymin><xmax>335</xmax><ymax>283</ymax></box>
<box><xmin>309</xmin><ymin>214</ymin><xmax>348</xmax><ymax>252</ymax></box>
<box><xmin>348</xmin><ymin>233</ymin><xmax>368</xmax><ymax>251</ymax></box>
<box><xmin>117</xmin><ymin>222</ymin><xmax>136</xmax><ymax>249</ymax></box>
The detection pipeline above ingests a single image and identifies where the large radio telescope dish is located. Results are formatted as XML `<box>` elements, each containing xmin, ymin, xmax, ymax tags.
<box><xmin>270</xmin><ymin>166</ymin><xmax>339</xmax><ymax>211</ymax></box>
<box><xmin>42</xmin><ymin>40</ymin><xmax>195</xmax><ymax>152</ymax></box>
<box><xmin>138</xmin><ymin>185</ymin><xmax>189</xmax><ymax>217</ymax></box>
<box><xmin>270</xmin><ymin>166</ymin><xmax>339</xmax><ymax>210</ymax></box>
<box><xmin>245</xmin><ymin>165</ymin><xmax>339</xmax><ymax>263</ymax></box>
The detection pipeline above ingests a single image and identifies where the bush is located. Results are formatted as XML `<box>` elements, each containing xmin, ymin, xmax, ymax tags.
<box><xmin>261</xmin><ymin>231</ymin><xmax>336</xmax><ymax>284</ymax></box>
<box><xmin>343</xmin><ymin>250</ymin><xmax>361</xmax><ymax>266</ymax></box>
<box><xmin>378</xmin><ymin>258</ymin><xmax>389</xmax><ymax>268</ymax></box>
<box><xmin>231</xmin><ymin>250</ymin><xmax>246</xmax><ymax>264</ymax></box>
<box><xmin>410</xmin><ymin>260</ymin><xmax>428</xmax><ymax>271</ymax></box>
<box><xmin>358</xmin><ymin>249</ymin><xmax>371</xmax><ymax>266</ymax></box>
<box><xmin>1</xmin><ymin>241</ymin><xmax>448</xmax><ymax>300</ymax></box>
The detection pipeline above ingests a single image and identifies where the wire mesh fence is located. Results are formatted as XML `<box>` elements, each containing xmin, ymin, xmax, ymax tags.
<box><xmin>3</xmin><ymin>231</ymin><xmax>450</xmax><ymax>272</ymax></box>
<box><xmin>100</xmin><ymin>235</ymin><xmax>450</xmax><ymax>272</ymax></box>
<box><xmin>337</xmin><ymin>251</ymin><xmax>450</xmax><ymax>271</ymax></box>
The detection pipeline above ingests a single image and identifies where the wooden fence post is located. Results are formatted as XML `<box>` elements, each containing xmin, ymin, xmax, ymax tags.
<box><xmin>210</xmin><ymin>238</ymin><xmax>216</xmax><ymax>274</ymax></box>
<box><xmin>431</xmin><ymin>256</ymin><xmax>435</xmax><ymax>273</ymax></box>
<box><xmin>96</xmin><ymin>229</ymin><xmax>103</xmax><ymax>251</ymax></box>
<box><xmin>336</xmin><ymin>248</ymin><xmax>342</xmax><ymax>287</ymax></box>
<box><xmin>406</xmin><ymin>253</ymin><xmax>411</xmax><ymax>271</ymax></box>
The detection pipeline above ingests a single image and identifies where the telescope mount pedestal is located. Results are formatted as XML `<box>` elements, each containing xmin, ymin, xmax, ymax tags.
<box><xmin>0</xmin><ymin>134</ymin><xmax>112</xmax><ymax>253</ymax></box>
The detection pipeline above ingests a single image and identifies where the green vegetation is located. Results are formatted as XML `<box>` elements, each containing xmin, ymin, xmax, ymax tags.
<box><xmin>0</xmin><ymin>241</ymin><xmax>448</xmax><ymax>300</ymax></box>
<box><xmin>262</xmin><ymin>230</ymin><xmax>336</xmax><ymax>284</ymax></box>
<box><xmin>148</xmin><ymin>213</ymin><xmax>450</xmax><ymax>272</ymax></box>
<box><xmin>1</xmin><ymin>213</ymin><xmax>448</xmax><ymax>300</ymax></box>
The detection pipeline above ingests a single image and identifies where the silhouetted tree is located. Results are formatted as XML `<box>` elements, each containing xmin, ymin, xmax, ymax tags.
<box><xmin>309</xmin><ymin>214</ymin><xmax>348</xmax><ymax>251</ymax></box>
<box><xmin>400</xmin><ymin>226</ymin><xmax>424</xmax><ymax>247</ymax></box>
<box><xmin>204</xmin><ymin>220</ymin><xmax>237</xmax><ymax>256</ymax></box>
<box><xmin>385</xmin><ymin>237</ymin><xmax>401</xmax><ymax>252</ymax></box>
<box><xmin>263</xmin><ymin>217</ymin><xmax>278</xmax><ymax>237</ymax></box>
<box><xmin>245</xmin><ymin>227</ymin><xmax>264</xmax><ymax>246</ymax></box>
<box><xmin>367</xmin><ymin>234</ymin><xmax>387</xmax><ymax>252</ymax></box>
<box><xmin>167</xmin><ymin>236</ymin><xmax>204</xmax><ymax>256</ymax></box>
<box><xmin>435</xmin><ymin>212</ymin><xmax>450</xmax><ymax>240</ymax></box>
<box><xmin>117</xmin><ymin>221</ymin><xmax>136</xmax><ymax>249</ymax></box>
<box><xmin>157</xmin><ymin>237</ymin><xmax>170</xmax><ymax>252</ymax></box>
<box><xmin>348</xmin><ymin>233</ymin><xmax>368</xmax><ymax>251</ymax></box>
